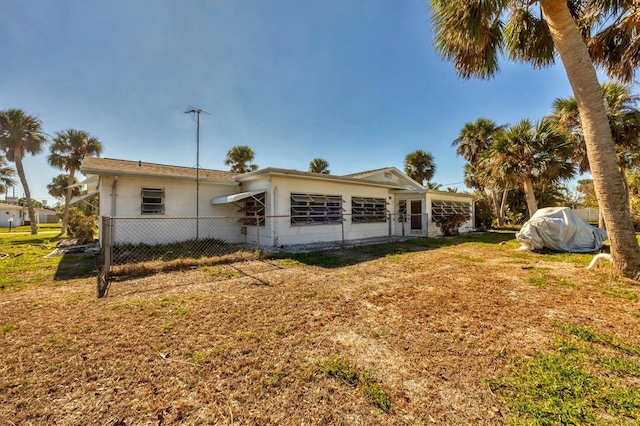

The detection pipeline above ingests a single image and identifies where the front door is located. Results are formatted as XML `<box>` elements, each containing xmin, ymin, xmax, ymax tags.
<box><xmin>410</xmin><ymin>200</ymin><xmax>422</xmax><ymax>231</ymax></box>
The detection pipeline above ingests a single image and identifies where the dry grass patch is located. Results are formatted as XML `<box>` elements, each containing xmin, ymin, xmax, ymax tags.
<box><xmin>1</xmin><ymin>232</ymin><xmax>639</xmax><ymax>424</ymax></box>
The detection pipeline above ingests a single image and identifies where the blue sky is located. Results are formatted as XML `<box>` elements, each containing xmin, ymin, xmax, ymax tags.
<box><xmin>1</xmin><ymin>0</ymin><xmax>576</xmax><ymax>206</ymax></box>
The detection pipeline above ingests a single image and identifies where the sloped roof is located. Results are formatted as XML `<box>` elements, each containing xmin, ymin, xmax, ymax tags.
<box><xmin>343</xmin><ymin>166</ymin><xmax>425</xmax><ymax>190</ymax></box>
<box><xmin>0</xmin><ymin>202</ymin><xmax>23</xmax><ymax>210</ymax></box>
<box><xmin>237</xmin><ymin>167</ymin><xmax>411</xmax><ymax>189</ymax></box>
<box><xmin>342</xmin><ymin>166</ymin><xmax>396</xmax><ymax>179</ymax></box>
<box><xmin>80</xmin><ymin>157</ymin><xmax>237</xmax><ymax>182</ymax></box>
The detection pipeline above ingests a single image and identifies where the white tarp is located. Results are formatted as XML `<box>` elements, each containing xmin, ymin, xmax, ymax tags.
<box><xmin>516</xmin><ymin>207</ymin><xmax>608</xmax><ymax>253</ymax></box>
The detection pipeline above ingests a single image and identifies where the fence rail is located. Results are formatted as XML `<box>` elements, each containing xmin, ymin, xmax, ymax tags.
<box><xmin>97</xmin><ymin>212</ymin><xmax>430</xmax><ymax>297</ymax></box>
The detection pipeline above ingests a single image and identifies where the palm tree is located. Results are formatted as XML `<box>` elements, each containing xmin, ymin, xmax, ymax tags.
<box><xmin>224</xmin><ymin>145</ymin><xmax>259</xmax><ymax>174</ymax></box>
<box><xmin>453</xmin><ymin>118</ymin><xmax>504</xmax><ymax>165</ymax></box>
<box><xmin>454</xmin><ymin>118</ymin><xmax>507</xmax><ymax>225</ymax></box>
<box><xmin>553</xmin><ymin>81</ymin><xmax>640</xmax><ymax>228</ymax></box>
<box><xmin>47</xmin><ymin>173</ymin><xmax>80</xmax><ymax>200</ymax></box>
<box><xmin>0</xmin><ymin>109</ymin><xmax>47</xmax><ymax>235</ymax></box>
<box><xmin>489</xmin><ymin>118</ymin><xmax>575</xmax><ymax>218</ymax></box>
<box><xmin>553</xmin><ymin>82</ymin><xmax>640</xmax><ymax>194</ymax></box>
<box><xmin>0</xmin><ymin>156</ymin><xmax>16</xmax><ymax>195</ymax></box>
<box><xmin>430</xmin><ymin>0</ymin><xmax>640</xmax><ymax>279</ymax></box>
<box><xmin>48</xmin><ymin>129</ymin><xmax>103</xmax><ymax>235</ymax></box>
<box><xmin>404</xmin><ymin>150</ymin><xmax>436</xmax><ymax>185</ymax></box>
<box><xmin>309</xmin><ymin>158</ymin><xmax>330</xmax><ymax>174</ymax></box>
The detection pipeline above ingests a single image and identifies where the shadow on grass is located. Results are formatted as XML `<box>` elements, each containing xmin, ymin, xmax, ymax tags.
<box><xmin>274</xmin><ymin>231</ymin><xmax>517</xmax><ymax>268</ymax></box>
<box><xmin>53</xmin><ymin>253</ymin><xmax>98</xmax><ymax>281</ymax></box>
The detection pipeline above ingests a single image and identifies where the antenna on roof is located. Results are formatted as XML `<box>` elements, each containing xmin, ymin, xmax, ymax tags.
<box><xmin>184</xmin><ymin>106</ymin><xmax>209</xmax><ymax>240</ymax></box>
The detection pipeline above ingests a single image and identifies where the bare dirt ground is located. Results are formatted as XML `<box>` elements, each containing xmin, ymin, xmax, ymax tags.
<box><xmin>1</xmin><ymin>236</ymin><xmax>639</xmax><ymax>425</ymax></box>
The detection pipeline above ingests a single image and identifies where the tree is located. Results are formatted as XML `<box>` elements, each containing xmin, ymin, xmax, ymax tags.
<box><xmin>0</xmin><ymin>155</ymin><xmax>16</xmax><ymax>195</ymax></box>
<box><xmin>0</xmin><ymin>109</ymin><xmax>47</xmax><ymax>235</ymax></box>
<box><xmin>48</xmin><ymin>173</ymin><xmax>81</xmax><ymax>200</ymax></box>
<box><xmin>48</xmin><ymin>129</ymin><xmax>103</xmax><ymax>236</ymax></box>
<box><xmin>576</xmin><ymin>179</ymin><xmax>599</xmax><ymax>209</ymax></box>
<box><xmin>309</xmin><ymin>158</ymin><xmax>330</xmax><ymax>174</ymax></box>
<box><xmin>553</xmin><ymin>82</ymin><xmax>640</xmax><ymax>228</ymax></box>
<box><xmin>489</xmin><ymin>118</ymin><xmax>574</xmax><ymax>218</ymax></box>
<box><xmin>404</xmin><ymin>150</ymin><xmax>436</xmax><ymax>185</ymax></box>
<box><xmin>454</xmin><ymin>118</ymin><xmax>508</xmax><ymax>225</ymax></box>
<box><xmin>552</xmin><ymin>81</ymin><xmax>640</xmax><ymax>196</ymax></box>
<box><xmin>224</xmin><ymin>145</ymin><xmax>259</xmax><ymax>174</ymax></box>
<box><xmin>430</xmin><ymin>0</ymin><xmax>640</xmax><ymax>279</ymax></box>
<box><xmin>17</xmin><ymin>197</ymin><xmax>43</xmax><ymax>209</ymax></box>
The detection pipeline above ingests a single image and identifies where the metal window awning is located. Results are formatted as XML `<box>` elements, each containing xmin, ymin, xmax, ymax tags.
<box><xmin>67</xmin><ymin>175</ymin><xmax>99</xmax><ymax>189</ymax></box>
<box><xmin>69</xmin><ymin>190</ymin><xmax>99</xmax><ymax>206</ymax></box>
<box><xmin>211</xmin><ymin>190</ymin><xmax>265</xmax><ymax>205</ymax></box>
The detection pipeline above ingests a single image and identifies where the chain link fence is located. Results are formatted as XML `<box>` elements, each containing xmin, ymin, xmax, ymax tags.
<box><xmin>97</xmin><ymin>212</ymin><xmax>431</xmax><ymax>297</ymax></box>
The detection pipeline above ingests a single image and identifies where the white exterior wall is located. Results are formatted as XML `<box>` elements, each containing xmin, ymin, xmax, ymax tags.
<box><xmin>426</xmin><ymin>192</ymin><xmax>475</xmax><ymax>237</ymax></box>
<box><xmin>248</xmin><ymin>176</ymin><xmax>393</xmax><ymax>247</ymax></box>
<box><xmin>99</xmin><ymin>175</ymin><xmax>243</xmax><ymax>245</ymax></box>
<box><xmin>0</xmin><ymin>205</ymin><xmax>24</xmax><ymax>228</ymax></box>
<box><xmin>573</xmin><ymin>208</ymin><xmax>599</xmax><ymax>223</ymax></box>
<box><xmin>95</xmin><ymin>170</ymin><xmax>476</xmax><ymax>247</ymax></box>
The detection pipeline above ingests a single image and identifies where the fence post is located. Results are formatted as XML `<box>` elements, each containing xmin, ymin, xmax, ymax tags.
<box><xmin>97</xmin><ymin>216</ymin><xmax>113</xmax><ymax>298</ymax></box>
<box><xmin>341</xmin><ymin>216</ymin><xmax>345</xmax><ymax>245</ymax></box>
<box><xmin>257</xmin><ymin>219</ymin><xmax>261</xmax><ymax>251</ymax></box>
<box><xmin>425</xmin><ymin>213</ymin><xmax>429</xmax><ymax>238</ymax></box>
<box><xmin>388</xmin><ymin>212</ymin><xmax>392</xmax><ymax>242</ymax></box>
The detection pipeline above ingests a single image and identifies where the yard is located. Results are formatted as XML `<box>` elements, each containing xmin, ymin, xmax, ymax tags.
<box><xmin>1</xmin><ymin>230</ymin><xmax>639</xmax><ymax>425</ymax></box>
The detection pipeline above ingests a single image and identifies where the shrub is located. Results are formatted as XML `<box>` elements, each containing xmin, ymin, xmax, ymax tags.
<box><xmin>436</xmin><ymin>213</ymin><xmax>467</xmax><ymax>236</ymax></box>
<box><xmin>67</xmin><ymin>207</ymin><xmax>97</xmax><ymax>243</ymax></box>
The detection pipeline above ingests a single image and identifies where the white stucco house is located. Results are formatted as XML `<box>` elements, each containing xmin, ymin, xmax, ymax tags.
<box><xmin>79</xmin><ymin>157</ymin><xmax>475</xmax><ymax>248</ymax></box>
<box><xmin>0</xmin><ymin>202</ymin><xmax>25</xmax><ymax>228</ymax></box>
<box><xmin>23</xmin><ymin>207</ymin><xmax>60</xmax><ymax>225</ymax></box>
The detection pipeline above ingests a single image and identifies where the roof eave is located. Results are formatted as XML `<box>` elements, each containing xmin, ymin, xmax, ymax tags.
<box><xmin>237</xmin><ymin>168</ymin><xmax>410</xmax><ymax>189</ymax></box>
<box><xmin>80</xmin><ymin>168</ymin><xmax>239</xmax><ymax>185</ymax></box>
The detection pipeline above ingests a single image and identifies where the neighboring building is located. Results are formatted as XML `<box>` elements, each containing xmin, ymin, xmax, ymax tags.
<box><xmin>33</xmin><ymin>208</ymin><xmax>60</xmax><ymax>224</ymax></box>
<box><xmin>0</xmin><ymin>202</ymin><xmax>25</xmax><ymax>228</ymax></box>
<box><xmin>80</xmin><ymin>157</ymin><xmax>475</xmax><ymax>247</ymax></box>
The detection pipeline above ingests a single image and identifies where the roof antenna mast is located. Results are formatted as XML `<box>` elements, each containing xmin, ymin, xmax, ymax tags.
<box><xmin>184</xmin><ymin>106</ymin><xmax>209</xmax><ymax>240</ymax></box>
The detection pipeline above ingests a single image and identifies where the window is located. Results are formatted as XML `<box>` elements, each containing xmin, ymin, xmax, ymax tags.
<box><xmin>238</xmin><ymin>192</ymin><xmax>265</xmax><ymax>226</ymax></box>
<box><xmin>431</xmin><ymin>199</ymin><xmax>471</xmax><ymax>222</ymax></box>
<box><xmin>291</xmin><ymin>193</ymin><xmax>343</xmax><ymax>225</ymax></box>
<box><xmin>141</xmin><ymin>188</ymin><xmax>164</xmax><ymax>215</ymax></box>
<box><xmin>351</xmin><ymin>196</ymin><xmax>387</xmax><ymax>223</ymax></box>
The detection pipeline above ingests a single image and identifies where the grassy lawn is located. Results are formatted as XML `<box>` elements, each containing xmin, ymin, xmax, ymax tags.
<box><xmin>1</xmin><ymin>231</ymin><xmax>639</xmax><ymax>424</ymax></box>
<box><xmin>0</xmin><ymin>226</ymin><xmax>96</xmax><ymax>291</ymax></box>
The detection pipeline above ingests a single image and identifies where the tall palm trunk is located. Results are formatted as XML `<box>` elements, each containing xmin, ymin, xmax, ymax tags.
<box><xmin>490</xmin><ymin>187</ymin><xmax>509</xmax><ymax>226</ymax></box>
<box><xmin>499</xmin><ymin>186</ymin><xmax>509</xmax><ymax>226</ymax></box>
<box><xmin>491</xmin><ymin>188</ymin><xmax>504</xmax><ymax>226</ymax></box>
<box><xmin>13</xmin><ymin>150</ymin><xmax>37</xmax><ymax>235</ymax></box>
<box><xmin>61</xmin><ymin>167</ymin><xmax>75</xmax><ymax>235</ymax></box>
<box><xmin>522</xmin><ymin>178</ymin><xmax>538</xmax><ymax>218</ymax></box>
<box><xmin>619</xmin><ymin>166</ymin><xmax>630</xmax><ymax>210</ymax></box>
<box><xmin>541</xmin><ymin>0</ymin><xmax>640</xmax><ymax>279</ymax></box>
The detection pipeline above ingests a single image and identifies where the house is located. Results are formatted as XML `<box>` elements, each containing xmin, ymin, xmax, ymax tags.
<box><xmin>0</xmin><ymin>202</ymin><xmax>25</xmax><ymax>228</ymax></box>
<box><xmin>23</xmin><ymin>207</ymin><xmax>60</xmax><ymax>225</ymax></box>
<box><xmin>79</xmin><ymin>157</ymin><xmax>475</xmax><ymax>248</ymax></box>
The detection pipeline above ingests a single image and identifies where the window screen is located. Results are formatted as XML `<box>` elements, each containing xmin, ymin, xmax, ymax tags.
<box><xmin>141</xmin><ymin>188</ymin><xmax>165</xmax><ymax>215</ymax></box>
<box><xmin>291</xmin><ymin>193</ymin><xmax>343</xmax><ymax>225</ymax></box>
<box><xmin>351</xmin><ymin>197</ymin><xmax>387</xmax><ymax>223</ymax></box>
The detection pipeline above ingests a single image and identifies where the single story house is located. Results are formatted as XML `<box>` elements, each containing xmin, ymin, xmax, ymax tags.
<box><xmin>79</xmin><ymin>157</ymin><xmax>475</xmax><ymax>248</ymax></box>
<box><xmin>0</xmin><ymin>202</ymin><xmax>25</xmax><ymax>228</ymax></box>
<box><xmin>23</xmin><ymin>208</ymin><xmax>60</xmax><ymax>225</ymax></box>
